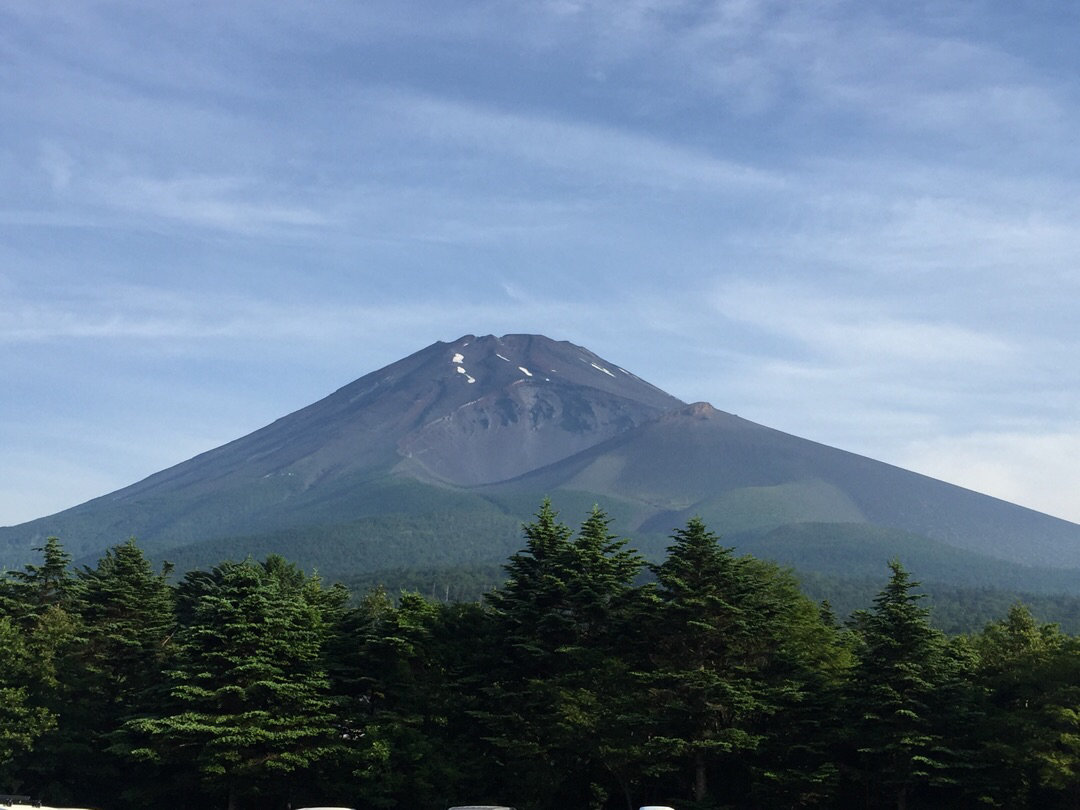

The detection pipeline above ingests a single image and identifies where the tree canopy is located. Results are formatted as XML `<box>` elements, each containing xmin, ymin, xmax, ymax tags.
<box><xmin>2</xmin><ymin>509</ymin><xmax>1080</xmax><ymax>809</ymax></box>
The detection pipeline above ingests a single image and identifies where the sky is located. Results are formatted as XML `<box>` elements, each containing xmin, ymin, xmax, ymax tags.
<box><xmin>2</xmin><ymin>0</ymin><xmax>1079</xmax><ymax>527</ymax></box>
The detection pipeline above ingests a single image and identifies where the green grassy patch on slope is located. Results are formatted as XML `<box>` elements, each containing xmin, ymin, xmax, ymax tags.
<box><xmin>639</xmin><ymin>479</ymin><xmax>866</xmax><ymax>536</ymax></box>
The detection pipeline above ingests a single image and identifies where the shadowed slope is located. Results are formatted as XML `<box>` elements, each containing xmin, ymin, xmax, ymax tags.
<box><xmin>484</xmin><ymin>402</ymin><xmax>1080</xmax><ymax>569</ymax></box>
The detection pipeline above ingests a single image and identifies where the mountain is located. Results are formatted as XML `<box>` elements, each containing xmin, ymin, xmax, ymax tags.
<box><xmin>3</xmin><ymin>333</ymin><xmax>1080</xmax><ymax>597</ymax></box>
<box><xmin>0</xmin><ymin>334</ymin><xmax>680</xmax><ymax>568</ymax></box>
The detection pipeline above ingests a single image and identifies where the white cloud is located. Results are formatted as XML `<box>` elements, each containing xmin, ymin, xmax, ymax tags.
<box><xmin>710</xmin><ymin>280</ymin><xmax>1016</xmax><ymax>368</ymax></box>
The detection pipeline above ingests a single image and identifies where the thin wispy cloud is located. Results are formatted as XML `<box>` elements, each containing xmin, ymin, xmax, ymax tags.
<box><xmin>364</xmin><ymin>90</ymin><xmax>786</xmax><ymax>193</ymax></box>
<box><xmin>711</xmin><ymin>281</ymin><xmax>1016</xmax><ymax>366</ymax></box>
<box><xmin>0</xmin><ymin>283</ymin><xmax>606</xmax><ymax>347</ymax></box>
<box><xmin>91</xmin><ymin>172</ymin><xmax>330</xmax><ymax>233</ymax></box>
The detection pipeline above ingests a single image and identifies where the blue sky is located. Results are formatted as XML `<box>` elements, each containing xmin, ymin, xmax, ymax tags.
<box><xmin>3</xmin><ymin>0</ymin><xmax>1079</xmax><ymax>527</ymax></box>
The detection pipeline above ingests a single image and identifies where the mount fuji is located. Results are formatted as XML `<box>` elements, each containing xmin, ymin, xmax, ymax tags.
<box><xmin>3</xmin><ymin>334</ymin><xmax>1079</xmax><ymax>596</ymax></box>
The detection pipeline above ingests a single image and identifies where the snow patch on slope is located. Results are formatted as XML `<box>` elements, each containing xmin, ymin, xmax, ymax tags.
<box><xmin>451</xmin><ymin>352</ymin><xmax>475</xmax><ymax>382</ymax></box>
<box><xmin>591</xmin><ymin>362</ymin><xmax>616</xmax><ymax>378</ymax></box>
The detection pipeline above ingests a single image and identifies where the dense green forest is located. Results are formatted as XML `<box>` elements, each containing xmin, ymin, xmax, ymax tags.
<box><xmin>3</xmin><ymin>502</ymin><xmax>1080</xmax><ymax>810</ymax></box>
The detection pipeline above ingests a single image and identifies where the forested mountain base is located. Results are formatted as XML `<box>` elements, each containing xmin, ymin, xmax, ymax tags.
<box><xmin>795</xmin><ymin>572</ymin><xmax>1080</xmax><ymax>635</ymax></box>
<box><xmin>344</xmin><ymin>565</ymin><xmax>1080</xmax><ymax>636</ymax></box>
<box><xmin>339</xmin><ymin>563</ymin><xmax>509</xmax><ymax>606</ymax></box>
<box><xmin>3</xmin><ymin>503</ymin><xmax>1080</xmax><ymax>810</ymax></box>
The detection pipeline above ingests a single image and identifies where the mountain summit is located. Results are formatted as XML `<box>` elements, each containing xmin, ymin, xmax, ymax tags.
<box><xmin>3</xmin><ymin>334</ymin><xmax>1080</xmax><ymax>588</ymax></box>
<box><xmin>387</xmin><ymin>333</ymin><xmax>682</xmax><ymax>485</ymax></box>
<box><xmin>113</xmin><ymin>333</ymin><xmax>682</xmax><ymax>498</ymax></box>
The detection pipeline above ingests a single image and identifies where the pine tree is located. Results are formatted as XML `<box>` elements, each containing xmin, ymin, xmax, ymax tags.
<box><xmin>0</xmin><ymin>615</ymin><xmax>56</xmax><ymax>789</ymax></box>
<box><xmin>61</xmin><ymin>539</ymin><xmax>177</xmax><ymax>807</ymax></box>
<box><xmin>487</xmin><ymin>498</ymin><xmax>577</xmax><ymax>665</ymax></box>
<box><xmin>554</xmin><ymin>507</ymin><xmax>652</xmax><ymax>810</ymax></box>
<box><xmin>644</xmin><ymin>517</ymin><xmax>828</xmax><ymax>807</ymax></box>
<box><xmin>347</xmin><ymin>590</ymin><xmax>493</xmax><ymax>809</ymax></box>
<box><xmin>0</xmin><ymin>538</ymin><xmax>81</xmax><ymax>801</ymax></box>
<box><xmin>3</xmin><ymin>537</ymin><xmax>78</xmax><ymax>618</ymax></box>
<box><xmin>483</xmin><ymin>501</ymin><xmax>648</xmax><ymax>810</ymax></box>
<box><xmin>976</xmin><ymin>604</ymin><xmax>1080</xmax><ymax>808</ymax></box>
<box><xmin>749</xmin><ymin>588</ymin><xmax>853</xmax><ymax>809</ymax></box>
<box><xmin>844</xmin><ymin>560</ymin><xmax>965</xmax><ymax>810</ymax></box>
<box><xmin>126</xmin><ymin>558</ymin><xmax>341</xmax><ymax>810</ymax></box>
<box><xmin>482</xmin><ymin>498</ymin><xmax>578</xmax><ymax>792</ymax></box>
<box><xmin>1027</xmin><ymin>639</ymin><xmax>1080</xmax><ymax>809</ymax></box>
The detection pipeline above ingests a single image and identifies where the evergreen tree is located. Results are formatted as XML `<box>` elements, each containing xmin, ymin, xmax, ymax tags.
<box><xmin>482</xmin><ymin>498</ymin><xmax>577</xmax><ymax>797</ymax></box>
<box><xmin>843</xmin><ymin>561</ymin><xmax>968</xmax><ymax>810</ymax></box>
<box><xmin>645</xmin><ymin>517</ymin><xmax>832</xmax><ymax>807</ymax></box>
<box><xmin>483</xmin><ymin>501</ymin><xmax>648</xmax><ymax>810</ymax></box>
<box><xmin>975</xmin><ymin>604</ymin><xmax>1080</xmax><ymax>808</ymax></box>
<box><xmin>0</xmin><ymin>538</ymin><xmax>81</xmax><ymax>801</ymax></box>
<box><xmin>0</xmin><ymin>615</ymin><xmax>56</xmax><ymax>790</ymax></box>
<box><xmin>126</xmin><ymin>558</ymin><xmax>341</xmax><ymax>810</ymax></box>
<box><xmin>749</xmin><ymin>591</ymin><xmax>853</xmax><ymax>809</ymax></box>
<box><xmin>486</xmin><ymin>498</ymin><xmax>577</xmax><ymax>662</ymax></box>
<box><xmin>2</xmin><ymin>537</ymin><xmax>79</xmax><ymax>619</ymax></box>
<box><xmin>21</xmin><ymin>517</ymin><xmax>1080</xmax><ymax>809</ymax></box>
<box><xmin>64</xmin><ymin>539</ymin><xmax>177</xmax><ymax>808</ymax></box>
<box><xmin>1028</xmin><ymin>639</ymin><xmax>1080</xmax><ymax>809</ymax></box>
<box><xmin>552</xmin><ymin>507</ymin><xmax>653</xmax><ymax>810</ymax></box>
<box><xmin>345</xmin><ymin>591</ymin><xmax>492</xmax><ymax>808</ymax></box>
